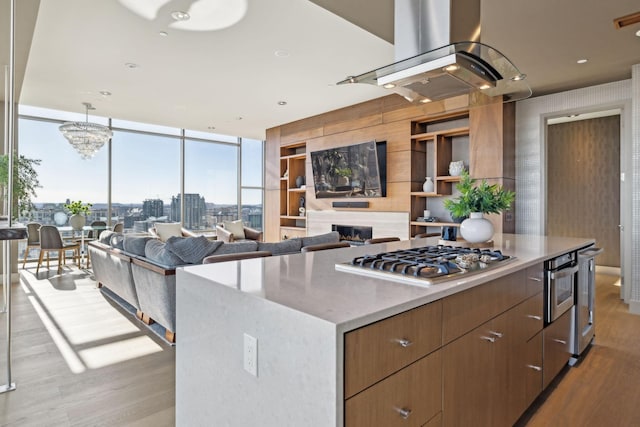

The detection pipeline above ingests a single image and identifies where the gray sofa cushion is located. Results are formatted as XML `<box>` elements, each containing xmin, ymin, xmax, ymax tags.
<box><xmin>110</xmin><ymin>233</ymin><xmax>125</xmax><ymax>250</ymax></box>
<box><xmin>212</xmin><ymin>241</ymin><xmax>259</xmax><ymax>255</ymax></box>
<box><xmin>98</xmin><ymin>230</ymin><xmax>116</xmax><ymax>245</ymax></box>
<box><xmin>124</xmin><ymin>235</ymin><xmax>155</xmax><ymax>256</ymax></box>
<box><xmin>301</xmin><ymin>231</ymin><xmax>340</xmax><ymax>248</ymax></box>
<box><xmin>164</xmin><ymin>236</ymin><xmax>222</xmax><ymax>264</ymax></box>
<box><xmin>145</xmin><ymin>239</ymin><xmax>185</xmax><ymax>267</ymax></box>
<box><xmin>257</xmin><ymin>239</ymin><xmax>302</xmax><ymax>255</ymax></box>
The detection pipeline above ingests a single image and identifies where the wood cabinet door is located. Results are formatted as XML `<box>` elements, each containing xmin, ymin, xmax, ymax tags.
<box><xmin>443</xmin><ymin>315</ymin><xmax>509</xmax><ymax>427</ymax></box>
<box><xmin>345</xmin><ymin>301</ymin><xmax>442</xmax><ymax>398</ymax></box>
<box><xmin>345</xmin><ymin>350</ymin><xmax>442</xmax><ymax>427</ymax></box>
<box><xmin>543</xmin><ymin>308</ymin><xmax>573</xmax><ymax>389</ymax></box>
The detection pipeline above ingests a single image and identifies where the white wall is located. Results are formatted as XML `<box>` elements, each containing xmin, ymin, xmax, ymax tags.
<box><xmin>515</xmin><ymin>69</ymin><xmax>639</xmax><ymax>314</ymax></box>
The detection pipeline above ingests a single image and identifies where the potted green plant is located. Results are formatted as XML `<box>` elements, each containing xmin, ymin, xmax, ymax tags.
<box><xmin>64</xmin><ymin>200</ymin><xmax>92</xmax><ymax>230</ymax></box>
<box><xmin>443</xmin><ymin>171</ymin><xmax>514</xmax><ymax>243</ymax></box>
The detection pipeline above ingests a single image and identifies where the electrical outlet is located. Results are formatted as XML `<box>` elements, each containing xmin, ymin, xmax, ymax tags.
<box><xmin>243</xmin><ymin>333</ymin><xmax>258</xmax><ymax>376</ymax></box>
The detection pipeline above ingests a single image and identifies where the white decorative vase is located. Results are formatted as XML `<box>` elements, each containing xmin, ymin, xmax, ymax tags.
<box><xmin>449</xmin><ymin>161</ymin><xmax>464</xmax><ymax>176</ymax></box>
<box><xmin>423</xmin><ymin>177</ymin><xmax>434</xmax><ymax>193</ymax></box>
<box><xmin>69</xmin><ymin>213</ymin><xmax>86</xmax><ymax>231</ymax></box>
<box><xmin>459</xmin><ymin>212</ymin><xmax>494</xmax><ymax>243</ymax></box>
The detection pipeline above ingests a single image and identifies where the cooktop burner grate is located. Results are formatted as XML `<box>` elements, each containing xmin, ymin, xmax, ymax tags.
<box><xmin>336</xmin><ymin>245</ymin><xmax>514</xmax><ymax>286</ymax></box>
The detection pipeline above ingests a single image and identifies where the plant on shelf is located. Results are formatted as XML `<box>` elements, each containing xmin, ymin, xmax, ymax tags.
<box><xmin>443</xmin><ymin>170</ymin><xmax>514</xmax><ymax>243</ymax></box>
<box><xmin>64</xmin><ymin>200</ymin><xmax>92</xmax><ymax>215</ymax></box>
<box><xmin>443</xmin><ymin>170</ymin><xmax>514</xmax><ymax>218</ymax></box>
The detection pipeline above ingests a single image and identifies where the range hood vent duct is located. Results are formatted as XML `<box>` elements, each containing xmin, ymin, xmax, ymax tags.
<box><xmin>338</xmin><ymin>0</ymin><xmax>531</xmax><ymax>104</ymax></box>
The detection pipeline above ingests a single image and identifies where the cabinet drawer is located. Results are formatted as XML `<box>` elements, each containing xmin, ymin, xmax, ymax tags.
<box><xmin>345</xmin><ymin>301</ymin><xmax>442</xmax><ymax>398</ymax></box>
<box><xmin>543</xmin><ymin>307</ymin><xmax>573</xmax><ymax>389</ymax></box>
<box><xmin>519</xmin><ymin>292</ymin><xmax>544</xmax><ymax>341</ymax></box>
<box><xmin>442</xmin><ymin>269</ymin><xmax>526</xmax><ymax>344</ymax></box>
<box><xmin>345</xmin><ymin>350</ymin><xmax>442</xmax><ymax>427</ymax></box>
<box><xmin>524</xmin><ymin>332</ymin><xmax>543</xmax><ymax>408</ymax></box>
<box><xmin>525</xmin><ymin>263</ymin><xmax>544</xmax><ymax>297</ymax></box>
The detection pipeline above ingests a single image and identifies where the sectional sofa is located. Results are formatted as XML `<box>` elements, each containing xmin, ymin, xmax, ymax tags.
<box><xmin>88</xmin><ymin>231</ymin><xmax>341</xmax><ymax>343</ymax></box>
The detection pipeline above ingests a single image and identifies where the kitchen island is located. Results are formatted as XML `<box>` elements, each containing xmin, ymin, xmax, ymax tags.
<box><xmin>176</xmin><ymin>234</ymin><xmax>593</xmax><ymax>426</ymax></box>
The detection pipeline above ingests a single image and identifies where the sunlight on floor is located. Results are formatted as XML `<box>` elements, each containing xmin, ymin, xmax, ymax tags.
<box><xmin>20</xmin><ymin>267</ymin><xmax>165</xmax><ymax>373</ymax></box>
<box><xmin>79</xmin><ymin>336</ymin><xmax>163</xmax><ymax>369</ymax></box>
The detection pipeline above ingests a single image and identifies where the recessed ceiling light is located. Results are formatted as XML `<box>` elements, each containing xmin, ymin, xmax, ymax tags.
<box><xmin>478</xmin><ymin>84</ymin><xmax>491</xmax><ymax>90</ymax></box>
<box><xmin>99</xmin><ymin>91</ymin><xmax>111</xmax><ymax>96</ymax></box>
<box><xmin>382</xmin><ymin>83</ymin><xmax>396</xmax><ymax>89</ymax></box>
<box><xmin>171</xmin><ymin>11</ymin><xmax>190</xmax><ymax>21</ymax></box>
<box><xmin>419</xmin><ymin>98</ymin><xmax>432</xmax><ymax>104</ymax></box>
<box><xmin>159</xmin><ymin>31</ymin><xmax>168</xmax><ymax>37</ymax></box>
<box><xmin>511</xmin><ymin>74</ymin><xmax>526</xmax><ymax>81</ymax></box>
<box><xmin>577</xmin><ymin>59</ymin><xmax>588</xmax><ymax>64</ymax></box>
<box><xmin>124</xmin><ymin>62</ymin><xmax>139</xmax><ymax>69</ymax></box>
<box><xmin>277</xmin><ymin>101</ymin><xmax>287</xmax><ymax>106</ymax></box>
<box><xmin>274</xmin><ymin>50</ymin><xmax>290</xmax><ymax>58</ymax></box>
<box><xmin>636</xmin><ymin>29</ymin><xmax>640</xmax><ymax>37</ymax></box>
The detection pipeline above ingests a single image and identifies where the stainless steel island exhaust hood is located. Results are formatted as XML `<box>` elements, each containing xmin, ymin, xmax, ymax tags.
<box><xmin>338</xmin><ymin>0</ymin><xmax>531</xmax><ymax>104</ymax></box>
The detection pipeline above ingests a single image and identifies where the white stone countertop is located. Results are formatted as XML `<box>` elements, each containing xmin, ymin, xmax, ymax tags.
<box><xmin>180</xmin><ymin>233</ymin><xmax>594</xmax><ymax>333</ymax></box>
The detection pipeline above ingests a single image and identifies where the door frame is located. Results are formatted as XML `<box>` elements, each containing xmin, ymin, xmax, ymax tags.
<box><xmin>542</xmin><ymin>102</ymin><xmax>631</xmax><ymax>302</ymax></box>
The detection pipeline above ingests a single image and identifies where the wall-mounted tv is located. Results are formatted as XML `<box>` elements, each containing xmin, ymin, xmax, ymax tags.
<box><xmin>310</xmin><ymin>140</ymin><xmax>386</xmax><ymax>198</ymax></box>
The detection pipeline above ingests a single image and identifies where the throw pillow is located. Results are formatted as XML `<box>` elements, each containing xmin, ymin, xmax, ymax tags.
<box><xmin>222</xmin><ymin>220</ymin><xmax>245</xmax><ymax>239</ymax></box>
<box><xmin>123</xmin><ymin>235</ymin><xmax>154</xmax><ymax>256</ymax></box>
<box><xmin>145</xmin><ymin>239</ymin><xmax>184</xmax><ymax>267</ymax></box>
<box><xmin>164</xmin><ymin>236</ymin><xmax>222</xmax><ymax>264</ymax></box>
<box><xmin>154</xmin><ymin>222</ymin><xmax>183</xmax><ymax>242</ymax></box>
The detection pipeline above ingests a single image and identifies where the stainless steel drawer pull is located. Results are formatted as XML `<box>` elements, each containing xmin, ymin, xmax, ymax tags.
<box><xmin>527</xmin><ymin>364</ymin><xmax>542</xmax><ymax>371</ymax></box>
<box><xmin>395</xmin><ymin>338</ymin><xmax>413</xmax><ymax>348</ymax></box>
<box><xmin>481</xmin><ymin>336</ymin><xmax>496</xmax><ymax>343</ymax></box>
<box><xmin>553</xmin><ymin>338</ymin><xmax>567</xmax><ymax>345</ymax></box>
<box><xmin>526</xmin><ymin>315</ymin><xmax>542</xmax><ymax>320</ymax></box>
<box><xmin>528</xmin><ymin>277</ymin><xmax>542</xmax><ymax>282</ymax></box>
<box><xmin>489</xmin><ymin>330</ymin><xmax>503</xmax><ymax>338</ymax></box>
<box><xmin>396</xmin><ymin>407</ymin><xmax>412</xmax><ymax>419</ymax></box>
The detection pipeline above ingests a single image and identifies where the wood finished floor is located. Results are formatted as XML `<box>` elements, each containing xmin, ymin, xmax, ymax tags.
<box><xmin>1</xmin><ymin>269</ymin><xmax>638</xmax><ymax>426</ymax></box>
<box><xmin>519</xmin><ymin>273</ymin><xmax>640</xmax><ymax>426</ymax></box>
<box><xmin>0</xmin><ymin>265</ymin><xmax>175</xmax><ymax>427</ymax></box>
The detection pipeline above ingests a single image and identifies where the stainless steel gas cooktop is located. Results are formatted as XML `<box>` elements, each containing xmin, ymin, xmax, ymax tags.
<box><xmin>335</xmin><ymin>245</ymin><xmax>515</xmax><ymax>287</ymax></box>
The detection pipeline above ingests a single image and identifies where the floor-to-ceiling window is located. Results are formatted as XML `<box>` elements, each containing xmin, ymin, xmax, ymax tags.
<box><xmin>111</xmin><ymin>129</ymin><xmax>180</xmax><ymax>232</ymax></box>
<box><xmin>17</xmin><ymin>106</ymin><xmax>264</xmax><ymax>261</ymax></box>
<box><xmin>184</xmin><ymin>131</ymin><xmax>239</xmax><ymax>231</ymax></box>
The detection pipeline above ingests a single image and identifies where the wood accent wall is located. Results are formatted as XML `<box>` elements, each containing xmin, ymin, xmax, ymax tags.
<box><xmin>264</xmin><ymin>93</ymin><xmax>515</xmax><ymax>241</ymax></box>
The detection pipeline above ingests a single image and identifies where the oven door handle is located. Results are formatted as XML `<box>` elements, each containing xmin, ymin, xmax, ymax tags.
<box><xmin>579</xmin><ymin>247</ymin><xmax>603</xmax><ymax>258</ymax></box>
<box><xmin>549</xmin><ymin>265</ymin><xmax>579</xmax><ymax>279</ymax></box>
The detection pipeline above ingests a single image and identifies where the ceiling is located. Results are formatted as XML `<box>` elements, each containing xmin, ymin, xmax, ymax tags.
<box><xmin>3</xmin><ymin>0</ymin><xmax>640</xmax><ymax>140</ymax></box>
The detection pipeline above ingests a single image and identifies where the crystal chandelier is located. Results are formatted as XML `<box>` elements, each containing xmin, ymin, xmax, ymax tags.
<box><xmin>59</xmin><ymin>102</ymin><xmax>113</xmax><ymax>160</ymax></box>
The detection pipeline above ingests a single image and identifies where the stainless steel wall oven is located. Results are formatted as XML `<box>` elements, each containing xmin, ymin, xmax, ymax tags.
<box><xmin>545</xmin><ymin>251</ymin><xmax>578</xmax><ymax>325</ymax></box>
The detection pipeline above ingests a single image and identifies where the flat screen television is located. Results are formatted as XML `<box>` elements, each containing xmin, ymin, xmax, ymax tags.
<box><xmin>310</xmin><ymin>140</ymin><xmax>386</xmax><ymax>198</ymax></box>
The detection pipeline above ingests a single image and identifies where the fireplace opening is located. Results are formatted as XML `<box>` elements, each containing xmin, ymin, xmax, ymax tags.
<box><xmin>332</xmin><ymin>224</ymin><xmax>373</xmax><ymax>246</ymax></box>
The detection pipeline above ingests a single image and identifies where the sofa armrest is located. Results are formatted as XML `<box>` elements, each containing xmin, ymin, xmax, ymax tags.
<box><xmin>301</xmin><ymin>241</ymin><xmax>350</xmax><ymax>252</ymax></box>
<box><xmin>202</xmin><ymin>251</ymin><xmax>272</xmax><ymax>264</ymax></box>
<box><xmin>181</xmin><ymin>228</ymin><xmax>197</xmax><ymax>238</ymax></box>
<box><xmin>243</xmin><ymin>226</ymin><xmax>263</xmax><ymax>242</ymax></box>
<box><xmin>216</xmin><ymin>226</ymin><xmax>235</xmax><ymax>243</ymax></box>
